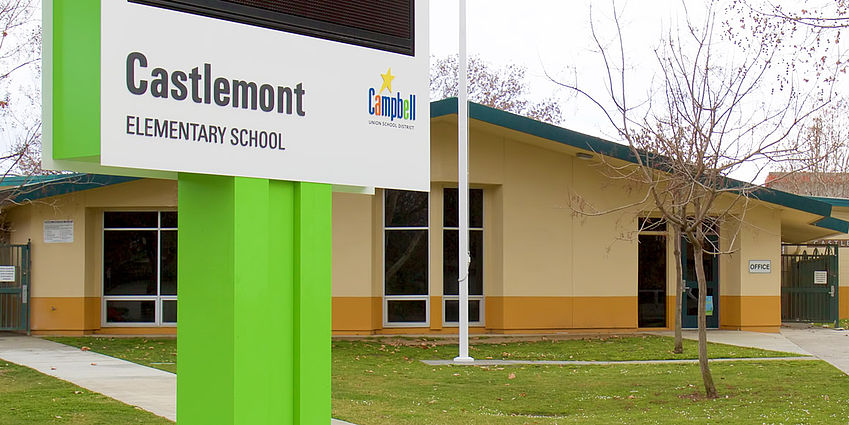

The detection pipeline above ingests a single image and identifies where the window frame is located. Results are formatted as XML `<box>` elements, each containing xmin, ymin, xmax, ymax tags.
<box><xmin>102</xmin><ymin>211</ymin><xmax>177</xmax><ymax>328</ymax></box>
<box><xmin>442</xmin><ymin>187</ymin><xmax>484</xmax><ymax>327</ymax></box>
<box><xmin>637</xmin><ymin>216</ymin><xmax>668</xmax><ymax>329</ymax></box>
<box><xmin>382</xmin><ymin>190</ymin><xmax>430</xmax><ymax>328</ymax></box>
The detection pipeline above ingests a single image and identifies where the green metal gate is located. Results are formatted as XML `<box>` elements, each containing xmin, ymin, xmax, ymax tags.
<box><xmin>781</xmin><ymin>244</ymin><xmax>839</xmax><ymax>324</ymax></box>
<box><xmin>0</xmin><ymin>243</ymin><xmax>31</xmax><ymax>334</ymax></box>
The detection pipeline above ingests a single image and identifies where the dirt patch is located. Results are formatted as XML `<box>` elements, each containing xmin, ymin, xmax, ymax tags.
<box><xmin>678</xmin><ymin>392</ymin><xmax>732</xmax><ymax>401</ymax></box>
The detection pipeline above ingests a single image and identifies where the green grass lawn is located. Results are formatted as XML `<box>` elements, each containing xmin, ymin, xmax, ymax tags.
<box><xmin>330</xmin><ymin>339</ymin><xmax>844</xmax><ymax>424</ymax></box>
<box><xmin>45</xmin><ymin>335</ymin><xmax>848</xmax><ymax>424</ymax></box>
<box><xmin>46</xmin><ymin>337</ymin><xmax>177</xmax><ymax>374</ymax></box>
<box><xmin>0</xmin><ymin>360</ymin><xmax>172</xmax><ymax>424</ymax></box>
<box><xmin>813</xmin><ymin>318</ymin><xmax>849</xmax><ymax>329</ymax></box>
<box><xmin>45</xmin><ymin>334</ymin><xmax>797</xmax><ymax>376</ymax></box>
<box><xmin>448</xmin><ymin>335</ymin><xmax>799</xmax><ymax>360</ymax></box>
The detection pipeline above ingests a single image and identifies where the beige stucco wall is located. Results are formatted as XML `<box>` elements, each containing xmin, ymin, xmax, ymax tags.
<box><xmin>8</xmin><ymin>198</ymin><xmax>86</xmax><ymax>298</ymax></box>
<box><xmin>330</xmin><ymin>192</ymin><xmax>373</xmax><ymax>297</ymax></box>
<box><xmin>5</xmin><ymin>179</ymin><xmax>177</xmax><ymax>332</ymax></box>
<box><xmin>331</xmin><ymin>117</ymin><xmax>796</xmax><ymax>332</ymax></box>
<box><xmin>10</xmin><ymin>121</ymin><xmax>807</xmax><ymax>334</ymax></box>
<box><xmin>721</xmin><ymin>205</ymin><xmax>783</xmax><ymax>297</ymax></box>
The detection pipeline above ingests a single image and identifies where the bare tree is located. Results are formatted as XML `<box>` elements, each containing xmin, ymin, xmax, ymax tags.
<box><xmin>732</xmin><ymin>0</ymin><xmax>849</xmax><ymax>29</ymax></box>
<box><xmin>0</xmin><ymin>0</ymin><xmax>42</xmax><ymax>180</ymax></box>
<box><xmin>556</xmin><ymin>1</ymin><xmax>823</xmax><ymax>398</ymax></box>
<box><xmin>766</xmin><ymin>103</ymin><xmax>849</xmax><ymax>197</ymax></box>
<box><xmin>726</xmin><ymin>0</ymin><xmax>849</xmax><ymax>92</ymax></box>
<box><xmin>431</xmin><ymin>54</ymin><xmax>563</xmax><ymax>124</ymax></box>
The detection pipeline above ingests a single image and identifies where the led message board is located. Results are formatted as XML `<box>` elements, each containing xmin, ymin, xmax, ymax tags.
<box><xmin>130</xmin><ymin>0</ymin><xmax>415</xmax><ymax>55</ymax></box>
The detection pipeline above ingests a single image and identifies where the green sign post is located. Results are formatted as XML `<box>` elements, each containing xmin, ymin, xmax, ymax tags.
<box><xmin>178</xmin><ymin>175</ymin><xmax>331</xmax><ymax>423</ymax></box>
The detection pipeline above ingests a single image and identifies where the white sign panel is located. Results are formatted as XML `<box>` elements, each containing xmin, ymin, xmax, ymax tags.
<box><xmin>814</xmin><ymin>270</ymin><xmax>828</xmax><ymax>285</ymax></box>
<box><xmin>100</xmin><ymin>2</ymin><xmax>429</xmax><ymax>191</ymax></box>
<box><xmin>0</xmin><ymin>266</ymin><xmax>15</xmax><ymax>282</ymax></box>
<box><xmin>748</xmin><ymin>260</ymin><xmax>771</xmax><ymax>274</ymax></box>
<box><xmin>44</xmin><ymin>220</ymin><xmax>74</xmax><ymax>243</ymax></box>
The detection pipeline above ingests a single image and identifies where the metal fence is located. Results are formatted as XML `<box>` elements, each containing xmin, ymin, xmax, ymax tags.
<box><xmin>0</xmin><ymin>242</ymin><xmax>31</xmax><ymax>333</ymax></box>
<box><xmin>781</xmin><ymin>244</ymin><xmax>838</xmax><ymax>324</ymax></box>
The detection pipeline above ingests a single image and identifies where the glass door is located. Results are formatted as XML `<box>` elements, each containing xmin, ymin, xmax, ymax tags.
<box><xmin>681</xmin><ymin>235</ymin><xmax>719</xmax><ymax>329</ymax></box>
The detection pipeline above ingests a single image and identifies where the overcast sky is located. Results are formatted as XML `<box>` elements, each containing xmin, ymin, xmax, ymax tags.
<box><xmin>429</xmin><ymin>0</ymin><xmax>692</xmax><ymax>138</ymax></box>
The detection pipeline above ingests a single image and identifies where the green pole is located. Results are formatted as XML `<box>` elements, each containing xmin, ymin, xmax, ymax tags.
<box><xmin>177</xmin><ymin>174</ymin><xmax>331</xmax><ymax>424</ymax></box>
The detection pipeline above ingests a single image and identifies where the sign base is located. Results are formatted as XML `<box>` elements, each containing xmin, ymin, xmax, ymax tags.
<box><xmin>177</xmin><ymin>174</ymin><xmax>331</xmax><ymax>424</ymax></box>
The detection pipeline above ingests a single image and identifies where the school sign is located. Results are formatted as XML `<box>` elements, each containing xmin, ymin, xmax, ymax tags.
<box><xmin>44</xmin><ymin>1</ymin><xmax>428</xmax><ymax>424</ymax></box>
<box><xmin>47</xmin><ymin>0</ymin><xmax>429</xmax><ymax>191</ymax></box>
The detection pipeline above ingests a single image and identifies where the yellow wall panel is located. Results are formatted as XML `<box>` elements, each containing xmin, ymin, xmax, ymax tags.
<box><xmin>572</xmin><ymin>297</ymin><xmax>637</xmax><ymax>329</ymax></box>
<box><xmin>720</xmin><ymin>295</ymin><xmax>780</xmax><ymax>332</ymax></box>
<box><xmin>486</xmin><ymin>296</ymin><xmax>572</xmax><ymax>329</ymax></box>
<box><xmin>331</xmin><ymin>297</ymin><xmax>380</xmax><ymax>332</ymax></box>
<box><xmin>30</xmin><ymin>297</ymin><xmax>100</xmax><ymax>331</ymax></box>
<box><xmin>841</xmin><ymin>291</ymin><xmax>849</xmax><ymax>319</ymax></box>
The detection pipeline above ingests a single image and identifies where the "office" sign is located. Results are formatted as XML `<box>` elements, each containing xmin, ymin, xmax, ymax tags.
<box><xmin>748</xmin><ymin>260</ymin><xmax>771</xmax><ymax>274</ymax></box>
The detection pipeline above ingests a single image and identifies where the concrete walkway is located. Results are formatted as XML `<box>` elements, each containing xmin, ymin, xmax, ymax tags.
<box><xmin>780</xmin><ymin>325</ymin><xmax>849</xmax><ymax>374</ymax></box>
<box><xmin>0</xmin><ymin>334</ymin><xmax>355</xmax><ymax>424</ymax></box>
<box><xmin>649</xmin><ymin>329</ymin><xmax>812</xmax><ymax>355</ymax></box>
<box><xmin>651</xmin><ymin>327</ymin><xmax>849</xmax><ymax>375</ymax></box>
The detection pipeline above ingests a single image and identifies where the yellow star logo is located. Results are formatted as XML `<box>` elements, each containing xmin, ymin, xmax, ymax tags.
<box><xmin>379</xmin><ymin>67</ymin><xmax>395</xmax><ymax>94</ymax></box>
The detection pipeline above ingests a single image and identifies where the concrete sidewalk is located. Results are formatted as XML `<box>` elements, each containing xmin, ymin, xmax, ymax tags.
<box><xmin>651</xmin><ymin>327</ymin><xmax>849</xmax><ymax>375</ymax></box>
<box><xmin>649</xmin><ymin>329</ymin><xmax>811</xmax><ymax>355</ymax></box>
<box><xmin>0</xmin><ymin>334</ymin><xmax>355</xmax><ymax>424</ymax></box>
<box><xmin>780</xmin><ymin>325</ymin><xmax>849</xmax><ymax>374</ymax></box>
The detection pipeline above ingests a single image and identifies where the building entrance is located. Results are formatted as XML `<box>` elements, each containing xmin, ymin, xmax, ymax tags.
<box><xmin>682</xmin><ymin>235</ymin><xmax>719</xmax><ymax>329</ymax></box>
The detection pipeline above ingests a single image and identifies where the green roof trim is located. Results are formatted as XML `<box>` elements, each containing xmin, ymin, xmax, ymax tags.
<box><xmin>809</xmin><ymin>196</ymin><xmax>849</xmax><ymax>208</ymax></box>
<box><xmin>0</xmin><ymin>174</ymin><xmax>79</xmax><ymax>187</ymax></box>
<box><xmin>742</xmin><ymin>186</ymin><xmax>832</xmax><ymax>218</ymax></box>
<box><xmin>432</xmin><ymin>98</ymin><xmax>636</xmax><ymax>162</ymax></box>
<box><xmin>431</xmin><ymin>97</ymin><xmax>849</xmax><ymax>233</ymax></box>
<box><xmin>4</xmin><ymin>174</ymin><xmax>139</xmax><ymax>204</ymax></box>
<box><xmin>813</xmin><ymin>216</ymin><xmax>849</xmax><ymax>233</ymax></box>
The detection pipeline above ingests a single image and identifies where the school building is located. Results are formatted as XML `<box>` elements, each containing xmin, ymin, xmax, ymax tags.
<box><xmin>2</xmin><ymin>99</ymin><xmax>846</xmax><ymax>336</ymax></box>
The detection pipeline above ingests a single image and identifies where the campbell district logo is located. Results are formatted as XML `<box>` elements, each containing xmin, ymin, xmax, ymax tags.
<box><xmin>368</xmin><ymin>68</ymin><xmax>417</xmax><ymax>126</ymax></box>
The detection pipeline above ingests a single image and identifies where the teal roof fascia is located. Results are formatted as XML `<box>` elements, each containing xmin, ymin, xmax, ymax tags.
<box><xmin>430</xmin><ymin>97</ymin><xmax>846</xmax><ymax>226</ymax></box>
<box><xmin>432</xmin><ymin>98</ymin><xmax>637</xmax><ymax>163</ymax></box>
<box><xmin>813</xmin><ymin>216</ymin><xmax>849</xmax><ymax>233</ymax></box>
<box><xmin>809</xmin><ymin>196</ymin><xmax>849</xmax><ymax>208</ymax></box>
<box><xmin>7</xmin><ymin>174</ymin><xmax>139</xmax><ymax>204</ymax></box>
<box><xmin>0</xmin><ymin>174</ymin><xmax>81</xmax><ymax>187</ymax></box>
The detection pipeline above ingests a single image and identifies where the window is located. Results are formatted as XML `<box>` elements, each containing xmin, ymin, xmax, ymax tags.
<box><xmin>443</xmin><ymin>188</ymin><xmax>483</xmax><ymax>325</ymax></box>
<box><xmin>638</xmin><ymin>218</ymin><xmax>666</xmax><ymax>327</ymax></box>
<box><xmin>384</xmin><ymin>190</ymin><xmax>429</xmax><ymax>326</ymax></box>
<box><xmin>131</xmin><ymin>0</ymin><xmax>415</xmax><ymax>55</ymax></box>
<box><xmin>103</xmin><ymin>211</ymin><xmax>177</xmax><ymax>326</ymax></box>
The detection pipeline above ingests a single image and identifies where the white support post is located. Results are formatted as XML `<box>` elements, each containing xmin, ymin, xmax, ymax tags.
<box><xmin>454</xmin><ymin>0</ymin><xmax>474</xmax><ymax>364</ymax></box>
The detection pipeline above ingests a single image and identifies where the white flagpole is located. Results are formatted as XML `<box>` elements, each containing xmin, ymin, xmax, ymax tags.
<box><xmin>454</xmin><ymin>0</ymin><xmax>473</xmax><ymax>364</ymax></box>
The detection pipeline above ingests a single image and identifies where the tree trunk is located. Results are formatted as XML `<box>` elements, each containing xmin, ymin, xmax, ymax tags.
<box><xmin>692</xmin><ymin>238</ymin><xmax>718</xmax><ymax>398</ymax></box>
<box><xmin>673</xmin><ymin>225</ymin><xmax>684</xmax><ymax>354</ymax></box>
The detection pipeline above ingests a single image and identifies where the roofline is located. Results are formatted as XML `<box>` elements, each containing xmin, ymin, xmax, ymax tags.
<box><xmin>0</xmin><ymin>174</ymin><xmax>82</xmax><ymax>187</ymax></box>
<box><xmin>431</xmin><ymin>97</ymin><xmax>846</xmax><ymax>232</ymax></box>
<box><xmin>809</xmin><ymin>196</ymin><xmax>849</xmax><ymax>208</ymax></box>
<box><xmin>3</xmin><ymin>174</ymin><xmax>140</xmax><ymax>204</ymax></box>
<box><xmin>813</xmin><ymin>216</ymin><xmax>849</xmax><ymax>233</ymax></box>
